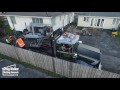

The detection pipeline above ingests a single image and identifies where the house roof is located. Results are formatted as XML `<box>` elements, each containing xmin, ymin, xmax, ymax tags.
<box><xmin>76</xmin><ymin>12</ymin><xmax>120</xmax><ymax>17</ymax></box>
<box><xmin>1</xmin><ymin>12</ymin><xmax>70</xmax><ymax>17</ymax></box>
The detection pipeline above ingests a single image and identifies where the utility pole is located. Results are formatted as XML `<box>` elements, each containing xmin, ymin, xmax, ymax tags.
<box><xmin>25</xmin><ymin>22</ymin><xmax>27</xmax><ymax>29</ymax></box>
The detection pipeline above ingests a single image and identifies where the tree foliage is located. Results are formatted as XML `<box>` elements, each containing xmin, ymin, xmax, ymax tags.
<box><xmin>0</xmin><ymin>17</ymin><xmax>5</xmax><ymax>28</ymax></box>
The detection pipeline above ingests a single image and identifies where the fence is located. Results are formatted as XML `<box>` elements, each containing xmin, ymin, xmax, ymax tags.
<box><xmin>0</xmin><ymin>42</ymin><xmax>120</xmax><ymax>78</ymax></box>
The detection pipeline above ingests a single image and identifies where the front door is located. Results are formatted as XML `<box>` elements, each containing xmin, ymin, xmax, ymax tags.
<box><xmin>91</xmin><ymin>18</ymin><xmax>104</xmax><ymax>28</ymax></box>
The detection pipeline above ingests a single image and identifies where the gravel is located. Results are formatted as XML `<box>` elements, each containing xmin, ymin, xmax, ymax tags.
<box><xmin>79</xmin><ymin>30</ymin><xmax>120</xmax><ymax>74</ymax></box>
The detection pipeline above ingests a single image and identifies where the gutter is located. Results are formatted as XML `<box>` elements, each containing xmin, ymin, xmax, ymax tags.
<box><xmin>0</xmin><ymin>14</ymin><xmax>52</xmax><ymax>18</ymax></box>
<box><xmin>78</xmin><ymin>15</ymin><xmax>120</xmax><ymax>19</ymax></box>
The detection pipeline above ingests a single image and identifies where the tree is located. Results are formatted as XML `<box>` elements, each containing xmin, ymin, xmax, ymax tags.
<box><xmin>0</xmin><ymin>17</ymin><xmax>5</xmax><ymax>28</ymax></box>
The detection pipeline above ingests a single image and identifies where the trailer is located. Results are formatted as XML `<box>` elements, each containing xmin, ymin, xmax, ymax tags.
<box><xmin>23</xmin><ymin>23</ymin><xmax>52</xmax><ymax>39</ymax></box>
<box><xmin>55</xmin><ymin>32</ymin><xmax>102</xmax><ymax>69</ymax></box>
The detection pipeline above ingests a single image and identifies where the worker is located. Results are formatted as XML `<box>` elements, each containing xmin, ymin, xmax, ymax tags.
<box><xmin>16</xmin><ymin>37</ymin><xmax>25</xmax><ymax>48</ymax></box>
<box><xmin>5</xmin><ymin>38</ymin><xmax>11</xmax><ymax>44</ymax></box>
<box><xmin>9</xmin><ymin>36</ymin><xmax>14</xmax><ymax>41</ymax></box>
<box><xmin>61</xmin><ymin>44</ymin><xmax>67</xmax><ymax>51</ymax></box>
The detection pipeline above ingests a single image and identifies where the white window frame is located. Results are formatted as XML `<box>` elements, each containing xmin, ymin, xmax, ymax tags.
<box><xmin>32</xmin><ymin>18</ymin><xmax>43</xmax><ymax>24</ymax></box>
<box><xmin>112</xmin><ymin>18</ymin><xmax>120</xmax><ymax>24</ymax></box>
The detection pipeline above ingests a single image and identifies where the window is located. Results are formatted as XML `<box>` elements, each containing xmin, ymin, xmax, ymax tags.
<box><xmin>112</xmin><ymin>18</ymin><xmax>120</xmax><ymax>24</ymax></box>
<box><xmin>51</xmin><ymin>18</ymin><xmax>56</xmax><ymax>26</ymax></box>
<box><xmin>10</xmin><ymin>16</ymin><xmax>16</xmax><ymax>24</ymax></box>
<box><xmin>100</xmin><ymin>19</ymin><xmax>104</xmax><ymax>27</ymax></box>
<box><xmin>32</xmin><ymin>18</ymin><xmax>43</xmax><ymax>24</ymax></box>
<box><xmin>84</xmin><ymin>17</ymin><xmax>86</xmax><ymax>21</ymax></box>
<box><xmin>116</xmin><ymin>19</ymin><xmax>120</xmax><ymax>24</ymax></box>
<box><xmin>36</xmin><ymin>18</ymin><xmax>39</xmax><ymax>23</ymax></box>
<box><xmin>91</xmin><ymin>19</ymin><xmax>94</xmax><ymax>26</ymax></box>
<box><xmin>112</xmin><ymin>18</ymin><xmax>116</xmax><ymax>24</ymax></box>
<box><xmin>97</xmin><ymin>19</ymin><xmax>101</xmax><ymax>26</ymax></box>
<box><xmin>32</xmin><ymin>18</ymin><xmax>36</xmax><ymax>23</ymax></box>
<box><xmin>87</xmin><ymin>17</ymin><xmax>89</xmax><ymax>22</ymax></box>
<box><xmin>39</xmin><ymin>18</ymin><xmax>43</xmax><ymax>23</ymax></box>
<box><xmin>84</xmin><ymin>17</ymin><xmax>89</xmax><ymax>22</ymax></box>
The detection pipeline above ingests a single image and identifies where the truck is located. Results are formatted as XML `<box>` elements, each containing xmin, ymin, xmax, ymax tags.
<box><xmin>23</xmin><ymin>23</ymin><xmax>52</xmax><ymax>39</ymax></box>
<box><xmin>55</xmin><ymin>32</ymin><xmax>102</xmax><ymax>70</ymax></box>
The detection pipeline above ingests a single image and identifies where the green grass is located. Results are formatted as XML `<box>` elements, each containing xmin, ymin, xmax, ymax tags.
<box><xmin>63</xmin><ymin>54</ymin><xmax>72</xmax><ymax>58</ymax></box>
<box><xmin>115</xmin><ymin>35</ymin><xmax>120</xmax><ymax>43</ymax></box>
<box><xmin>0</xmin><ymin>53</ymin><xmax>66</xmax><ymax>78</ymax></box>
<box><xmin>102</xmin><ymin>29</ymin><xmax>111</xmax><ymax>33</ymax></box>
<box><xmin>76</xmin><ymin>26</ymin><xmax>84</xmax><ymax>30</ymax></box>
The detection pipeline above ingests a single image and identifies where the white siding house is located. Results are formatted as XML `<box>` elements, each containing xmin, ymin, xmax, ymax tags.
<box><xmin>1</xmin><ymin>12</ymin><xmax>74</xmax><ymax>32</ymax></box>
<box><xmin>77</xmin><ymin>12</ymin><xmax>120</xmax><ymax>30</ymax></box>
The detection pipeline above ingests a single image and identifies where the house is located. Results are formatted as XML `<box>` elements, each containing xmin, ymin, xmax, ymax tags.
<box><xmin>0</xmin><ymin>12</ymin><xmax>74</xmax><ymax>32</ymax></box>
<box><xmin>77</xmin><ymin>12</ymin><xmax>120</xmax><ymax>30</ymax></box>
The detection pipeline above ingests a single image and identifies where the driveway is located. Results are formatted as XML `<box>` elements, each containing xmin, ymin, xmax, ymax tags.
<box><xmin>78</xmin><ymin>29</ymin><xmax>120</xmax><ymax>74</ymax></box>
<box><xmin>0</xmin><ymin>59</ymin><xmax>54</xmax><ymax>78</ymax></box>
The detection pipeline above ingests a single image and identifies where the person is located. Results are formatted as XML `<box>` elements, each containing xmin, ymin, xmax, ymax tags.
<box><xmin>5</xmin><ymin>38</ymin><xmax>11</xmax><ymax>44</ymax></box>
<box><xmin>5</xmin><ymin>35</ymin><xmax>13</xmax><ymax>44</ymax></box>
<box><xmin>61</xmin><ymin>44</ymin><xmax>67</xmax><ymax>51</ymax></box>
<box><xmin>16</xmin><ymin>37</ymin><xmax>25</xmax><ymax>48</ymax></box>
<box><xmin>9</xmin><ymin>36</ymin><xmax>15</xmax><ymax>42</ymax></box>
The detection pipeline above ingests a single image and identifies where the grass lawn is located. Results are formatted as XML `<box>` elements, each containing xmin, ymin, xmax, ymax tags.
<box><xmin>102</xmin><ymin>29</ymin><xmax>111</xmax><ymax>32</ymax></box>
<box><xmin>115</xmin><ymin>35</ymin><xmax>120</xmax><ymax>43</ymax></box>
<box><xmin>0</xmin><ymin>53</ymin><xmax>66</xmax><ymax>78</ymax></box>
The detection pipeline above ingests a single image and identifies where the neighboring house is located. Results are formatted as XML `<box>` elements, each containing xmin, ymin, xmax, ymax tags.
<box><xmin>77</xmin><ymin>12</ymin><xmax>120</xmax><ymax>30</ymax></box>
<box><xmin>1</xmin><ymin>12</ymin><xmax>74</xmax><ymax>32</ymax></box>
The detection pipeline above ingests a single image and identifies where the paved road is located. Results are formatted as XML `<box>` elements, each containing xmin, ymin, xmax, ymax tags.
<box><xmin>0</xmin><ymin>59</ymin><xmax>54</xmax><ymax>78</ymax></box>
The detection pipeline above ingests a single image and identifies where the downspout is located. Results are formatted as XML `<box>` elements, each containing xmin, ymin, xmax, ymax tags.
<box><xmin>31</xmin><ymin>23</ymin><xmax>35</xmax><ymax>35</ymax></box>
<box><xmin>25</xmin><ymin>22</ymin><xmax>27</xmax><ymax>29</ymax></box>
<box><xmin>62</xmin><ymin>12</ymin><xmax>65</xmax><ymax>32</ymax></box>
<box><xmin>11</xmin><ymin>19</ymin><xmax>15</xmax><ymax>30</ymax></box>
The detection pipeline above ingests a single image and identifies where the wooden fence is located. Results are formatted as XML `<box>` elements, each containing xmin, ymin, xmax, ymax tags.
<box><xmin>0</xmin><ymin>42</ymin><xmax>120</xmax><ymax>78</ymax></box>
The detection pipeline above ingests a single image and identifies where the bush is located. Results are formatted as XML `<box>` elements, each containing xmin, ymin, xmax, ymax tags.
<box><xmin>63</xmin><ymin>54</ymin><xmax>72</xmax><ymax>58</ymax></box>
<box><xmin>0</xmin><ymin>17</ymin><xmax>5</xmax><ymax>28</ymax></box>
<box><xmin>4</xmin><ymin>25</ymin><xmax>14</xmax><ymax>35</ymax></box>
<box><xmin>77</xmin><ymin>26</ymin><xmax>84</xmax><ymax>30</ymax></box>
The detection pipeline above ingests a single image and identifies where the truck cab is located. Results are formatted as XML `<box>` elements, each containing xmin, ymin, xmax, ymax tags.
<box><xmin>56</xmin><ymin>32</ymin><xmax>102</xmax><ymax>70</ymax></box>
